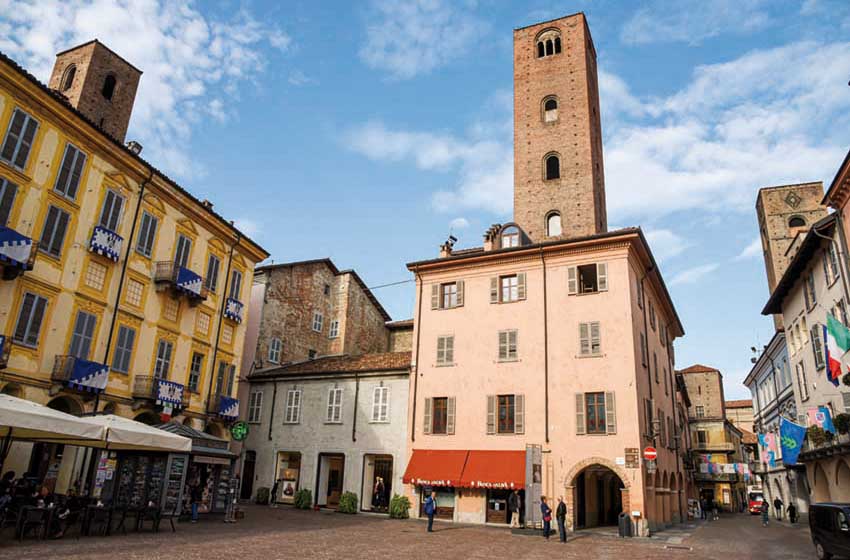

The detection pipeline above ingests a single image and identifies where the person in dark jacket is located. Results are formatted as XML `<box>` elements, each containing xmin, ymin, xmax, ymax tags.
<box><xmin>541</xmin><ymin>496</ymin><xmax>552</xmax><ymax>540</ymax></box>
<box><xmin>508</xmin><ymin>490</ymin><xmax>521</xmax><ymax>528</ymax></box>
<box><xmin>424</xmin><ymin>491</ymin><xmax>437</xmax><ymax>533</ymax></box>
<box><xmin>189</xmin><ymin>480</ymin><xmax>203</xmax><ymax>522</ymax></box>
<box><xmin>773</xmin><ymin>497</ymin><xmax>783</xmax><ymax>520</ymax></box>
<box><xmin>787</xmin><ymin>503</ymin><xmax>798</xmax><ymax>524</ymax></box>
<box><xmin>761</xmin><ymin>501</ymin><xmax>770</xmax><ymax>526</ymax></box>
<box><xmin>556</xmin><ymin>496</ymin><xmax>567</xmax><ymax>543</ymax></box>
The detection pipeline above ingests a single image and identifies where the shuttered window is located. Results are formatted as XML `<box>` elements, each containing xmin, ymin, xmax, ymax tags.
<box><xmin>653</xmin><ymin>352</ymin><xmax>659</xmax><ymax>383</ymax></box>
<box><xmin>153</xmin><ymin>339</ymin><xmax>173</xmax><ymax>379</ymax></box>
<box><xmin>111</xmin><ymin>325</ymin><xmax>135</xmax><ymax>373</ymax></box>
<box><xmin>174</xmin><ymin>234</ymin><xmax>192</xmax><ymax>268</ymax></box>
<box><xmin>640</xmin><ymin>332</ymin><xmax>648</xmax><ymax>366</ymax></box>
<box><xmin>579</xmin><ymin>322</ymin><xmax>601</xmax><ymax>356</ymax></box>
<box><xmin>226</xmin><ymin>364</ymin><xmax>236</xmax><ymax>396</ymax></box>
<box><xmin>432</xmin><ymin>281</ymin><xmax>464</xmax><ymax>310</ymax></box>
<box><xmin>586</xmin><ymin>392</ymin><xmax>606</xmax><ymax>434</ymax></box>
<box><xmin>0</xmin><ymin>177</ymin><xmax>18</xmax><ymax>227</ymax></box>
<box><xmin>326</xmin><ymin>387</ymin><xmax>343</xmax><ymax>423</ymax></box>
<box><xmin>54</xmin><ymin>143</ymin><xmax>87</xmax><ymax>200</ymax></box>
<box><xmin>98</xmin><ymin>189</ymin><xmax>124</xmax><ymax>231</ymax></box>
<box><xmin>424</xmin><ymin>397</ymin><xmax>455</xmax><ymax>435</ymax></box>
<box><xmin>13</xmin><ymin>292</ymin><xmax>48</xmax><ymax>347</ymax></box>
<box><xmin>135</xmin><ymin>211</ymin><xmax>158</xmax><ymax>257</ymax></box>
<box><xmin>205</xmin><ymin>254</ymin><xmax>221</xmax><ymax>292</ymax></box>
<box><xmin>487</xmin><ymin>394</ymin><xmax>524</xmax><ymax>435</ymax></box>
<box><xmin>498</xmin><ymin>330</ymin><xmax>518</xmax><ymax>360</ymax></box>
<box><xmin>568</xmin><ymin>263</ymin><xmax>608</xmax><ymax>295</ymax></box>
<box><xmin>69</xmin><ymin>310</ymin><xmax>97</xmax><ymax>360</ymax></box>
<box><xmin>436</xmin><ymin>335</ymin><xmax>454</xmax><ymax>365</ymax></box>
<box><xmin>268</xmin><ymin>338</ymin><xmax>282</xmax><ymax>363</ymax></box>
<box><xmin>229</xmin><ymin>269</ymin><xmax>243</xmax><ymax>300</ymax></box>
<box><xmin>248</xmin><ymin>390</ymin><xmax>264</xmax><ymax>423</ymax></box>
<box><xmin>188</xmin><ymin>352</ymin><xmax>203</xmax><ymax>392</ymax></box>
<box><xmin>39</xmin><ymin>205</ymin><xmax>70</xmax><ymax>258</ymax></box>
<box><xmin>371</xmin><ymin>386</ymin><xmax>390</xmax><ymax>422</ymax></box>
<box><xmin>645</xmin><ymin>399</ymin><xmax>655</xmax><ymax>439</ymax></box>
<box><xmin>284</xmin><ymin>389</ymin><xmax>302</xmax><ymax>423</ymax></box>
<box><xmin>1</xmin><ymin>108</ymin><xmax>39</xmax><ymax>170</ymax></box>
<box><xmin>810</xmin><ymin>325</ymin><xmax>825</xmax><ymax>369</ymax></box>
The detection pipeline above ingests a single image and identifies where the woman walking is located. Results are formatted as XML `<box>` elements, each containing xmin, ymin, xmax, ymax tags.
<box><xmin>761</xmin><ymin>500</ymin><xmax>770</xmax><ymax>527</ymax></box>
<box><xmin>541</xmin><ymin>496</ymin><xmax>552</xmax><ymax>540</ymax></box>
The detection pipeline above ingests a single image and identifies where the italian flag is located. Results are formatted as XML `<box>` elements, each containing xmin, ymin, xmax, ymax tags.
<box><xmin>825</xmin><ymin>313</ymin><xmax>849</xmax><ymax>387</ymax></box>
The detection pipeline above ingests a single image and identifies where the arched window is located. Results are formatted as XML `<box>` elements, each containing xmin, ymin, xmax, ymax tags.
<box><xmin>61</xmin><ymin>65</ymin><xmax>76</xmax><ymax>92</ymax></box>
<box><xmin>543</xmin><ymin>97</ymin><xmax>558</xmax><ymax>123</ymax></box>
<box><xmin>546</xmin><ymin>212</ymin><xmax>562</xmax><ymax>237</ymax></box>
<box><xmin>535</xmin><ymin>29</ymin><xmax>562</xmax><ymax>59</ymax></box>
<box><xmin>102</xmin><ymin>74</ymin><xmax>117</xmax><ymax>100</ymax></box>
<box><xmin>788</xmin><ymin>216</ymin><xmax>806</xmax><ymax>228</ymax></box>
<box><xmin>545</xmin><ymin>154</ymin><xmax>560</xmax><ymax>180</ymax></box>
<box><xmin>501</xmin><ymin>226</ymin><xmax>520</xmax><ymax>248</ymax></box>
<box><xmin>554</xmin><ymin>37</ymin><xmax>562</xmax><ymax>53</ymax></box>
<box><xmin>537</xmin><ymin>42</ymin><xmax>545</xmax><ymax>58</ymax></box>
<box><xmin>546</xmin><ymin>39</ymin><xmax>554</xmax><ymax>56</ymax></box>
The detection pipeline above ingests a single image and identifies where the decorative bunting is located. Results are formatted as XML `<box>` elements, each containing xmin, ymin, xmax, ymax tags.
<box><xmin>0</xmin><ymin>226</ymin><xmax>34</xmax><ymax>268</ymax></box>
<box><xmin>88</xmin><ymin>225</ymin><xmax>123</xmax><ymax>262</ymax></box>
<box><xmin>175</xmin><ymin>266</ymin><xmax>203</xmax><ymax>297</ymax></box>
<box><xmin>218</xmin><ymin>395</ymin><xmax>239</xmax><ymax>420</ymax></box>
<box><xmin>67</xmin><ymin>358</ymin><xmax>109</xmax><ymax>393</ymax></box>
<box><xmin>224</xmin><ymin>297</ymin><xmax>244</xmax><ymax>322</ymax></box>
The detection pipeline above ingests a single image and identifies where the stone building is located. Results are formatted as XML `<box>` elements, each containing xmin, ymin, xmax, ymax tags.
<box><xmin>725</xmin><ymin>399</ymin><xmax>754</xmax><ymax>431</ymax></box>
<box><xmin>678</xmin><ymin>365</ymin><xmax>749</xmax><ymax>512</ymax></box>
<box><xmin>0</xmin><ymin>42</ymin><xmax>268</xmax><ymax>490</ymax></box>
<box><xmin>401</xmin><ymin>13</ymin><xmax>686</xmax><ymax>537</ymax></box>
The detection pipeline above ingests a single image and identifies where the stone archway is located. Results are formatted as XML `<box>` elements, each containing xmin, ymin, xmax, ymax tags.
<box><xmin>47</xmin><ymin>395</ymin><xmax>83</xmax><ymax>416</ymax></box>
<box><xmin>564</xmin><ymin>457</ymin><xmax>630</xmax><ymax>532</ymax></box>
<box><xmin>834</xmin><ymin>460</ymin><xmax>850</xmax><ymax>502</ymax></box>
<box><xmin>134</xmin><ymin>410</ymin><xmax>160</xmax><ymax>426</ymax></box>
<box><xmin>813</xmin><ymin>462</ymin><xmax>831</xmax><ymax>503</ymax></box>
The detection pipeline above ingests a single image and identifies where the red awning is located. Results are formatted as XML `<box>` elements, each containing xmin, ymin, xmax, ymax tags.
<box><xmin>458</xmin><ymin>450</ymin><xmax>526</xmax><ymax>490</ymax></box>
<box><xmin>403</xmin><ymin>450</ymin><xmax>469</xmax><ymax>487</ymax></box>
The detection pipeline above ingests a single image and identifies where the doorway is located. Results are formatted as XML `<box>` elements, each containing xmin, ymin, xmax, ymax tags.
<box><xmin>487</xmin><ymin>489</ymin><xmax>523</xmax><ymax>524</ymax></box>
<box><xmin>361</xmin><ymin>454</ymin><xmax>393</xmax><ymax>512</ymax></box>
<box><xmin>241</xmin><ymin>450</ymin><xmax>256</xmax><ymax>500</ymax></box>
<box><xmin>573</xmin><ymin>464</ymin><xmax>624</xmax><ymax>529</ymax></box>
<box><xmin>316</xmin><ymin>453</ymin><xmax>345</xmax><ymax>508</ymax></box>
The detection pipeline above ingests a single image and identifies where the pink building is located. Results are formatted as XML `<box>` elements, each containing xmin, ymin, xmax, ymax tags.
<box><xmin>401</xmin><ymin>13</ymin><xmax>686</xmax><ymax>536</ymax></box>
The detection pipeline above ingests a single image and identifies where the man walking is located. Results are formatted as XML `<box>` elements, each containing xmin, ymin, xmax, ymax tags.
<box><xmin>508</xmin><ymin>490</ymin><xmax>521</xmax><ymax>528</ymax></box>
<box><xmin>556</xmin><ymin>496</ymin><xmax>567</xmax><ymax>543</ymax></box>
<box><xmin>773</xmin><ymin>497</ymin><xmax>783</xmax><ymax>521</ymax></box>
<box><xmin>424</xmin><ymin>490</ymin><xmax>437</xmax><ymax>533</ymax></box>
<box><xmin>761</xmin><ymin>501</ymin><xmax>770</xmax><ymax>527</ymax></box>
<box><xmin>541</xmin><ymin>496</ymin><xmax>552</xmax><ymax>540</ymax></box>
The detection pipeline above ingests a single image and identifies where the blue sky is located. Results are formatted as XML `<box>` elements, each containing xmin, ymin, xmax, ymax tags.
<box><xmin>3</xmin><ymin>0</ymin><xmax>850</xmax><ymax>398</ymax></box>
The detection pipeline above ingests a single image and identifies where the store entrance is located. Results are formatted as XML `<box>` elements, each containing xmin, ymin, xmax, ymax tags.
<box><xmin>487</xmin><ymin>489</ymin><xmax>522</xmax><ymax>524</ymax></box>
<box><xmin>362</xmin><ymin>454</ymin><xmax>392</xmax><ymax>512</ymax></box>
<box><xmin>316</xmin><ymin>453</ymin><xmax>345</xmax><ymax>508</ymax></box>
<box><xmin>241</xmin><ymin>450</ymin><xmax>256</xmax><ymax>500</ymax></box>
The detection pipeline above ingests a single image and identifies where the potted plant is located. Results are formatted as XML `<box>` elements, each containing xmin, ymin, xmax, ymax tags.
<box><xmin>293</xmin><ymin>488</ymin><xmax>313</xmax><ymax>510</ymax></box>
<box><xmin>337</xmin><ymin>492</ymin><xmax>358</xmax><ymax>514</ymax></box>
<box><xmin>389</xmin><ymin>494</ymin><xmax>411</xmax><ymax>519</ymax></box>
<box><xmin>835</xmin><ymin>413</ymin><xmax>850</xmax><ymax>435</ymax></box>
<box><xmin>807</xmin><ymin>425</ymin><xmax>828</xmax><ymax>447</ymax></box>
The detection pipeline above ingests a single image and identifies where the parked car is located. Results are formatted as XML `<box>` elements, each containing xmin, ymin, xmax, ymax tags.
<box><xmin>810</xmin><ymin>503</ymin><xmax>850</xmax><ymax>559</ymax></box>
<box><xmin>748</xmin><ymin>491</ymin><xmax>764</xmax><ymax>515</ymax></box>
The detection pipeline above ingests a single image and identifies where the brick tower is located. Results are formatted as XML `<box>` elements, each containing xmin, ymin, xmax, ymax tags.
<box><xmin>512</xmin><ymin>13</ymin><xmax>607</xmax><ymax>243</ymax></box>
<box><xmin>756</xmin><ymin>181</ymin><xmax>827</xmax><ymax>328</ymax></box>
<box><xmin>48</xmin><ymin>40</ymin><xmax>142</xmax><ymax>143</ymax></box>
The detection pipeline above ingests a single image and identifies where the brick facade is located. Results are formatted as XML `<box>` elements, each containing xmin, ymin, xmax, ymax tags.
<box><xmin>512</xmin><ymin>13</ymin><xmax>606</xmax><ymax>243</ymax></box>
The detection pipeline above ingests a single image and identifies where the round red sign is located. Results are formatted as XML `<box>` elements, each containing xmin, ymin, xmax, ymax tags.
<box><xmin>643</xmin><ymin>447</ymin><xmax>657</xmax><ymax>461</ymax></box>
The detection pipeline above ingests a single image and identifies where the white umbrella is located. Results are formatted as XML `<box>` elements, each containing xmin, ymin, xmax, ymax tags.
<box><xmin>0</xmin><ymin>393</ymin><xmax>104</xmax><ymax>444</ymax></box>
<box><xmin>79</xmin><ymin>415</ymin><xmax>191</xmax><ymax>453</ymax></box>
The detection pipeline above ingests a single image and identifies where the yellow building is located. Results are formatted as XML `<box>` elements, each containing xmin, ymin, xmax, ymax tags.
<box><xmin>0</xmin><ymin>41</ymin><xmax>268</xmax><ymax>490</ymax></box>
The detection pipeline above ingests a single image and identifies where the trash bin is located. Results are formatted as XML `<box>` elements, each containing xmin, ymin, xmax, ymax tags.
<box><xmin>618</xmin><ymin>512</ymin><xmax>632</xmax><ymax>537</ymax></box>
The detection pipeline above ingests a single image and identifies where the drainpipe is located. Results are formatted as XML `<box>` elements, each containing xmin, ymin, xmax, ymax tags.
<box><xmin>352</xmin><ymin>371</ymin><xmax>359</xmax><ymax>442</ymax></box>
<box><xmin>410</xmin><ymin>268</ymin><xmax>424</xmax><ymax>442</ymax></box>
<box><xmin>540</xmin><ymin>248</ymin><xmax>550</xmax><ymax>444</ymax></box>
<box><xmin>267</xmin><ymin>380</ymin><xmax>277</xmax><ymax>441</ymax></box>
<box><xmin>95</xmin><ymin>167</ymin><xmax>154</xmax><ymax>414</ymax></box>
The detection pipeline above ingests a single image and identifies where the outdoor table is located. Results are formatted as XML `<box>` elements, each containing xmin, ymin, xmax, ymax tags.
<box><xmin>81</xmin><ymin>505</ymin><xmax>112</xmax><ymax>536</ymax></box>
<box><xmin>15</xmin><ymin>505</ymin><xmax>54</xmax><ymax>541</ymax></box>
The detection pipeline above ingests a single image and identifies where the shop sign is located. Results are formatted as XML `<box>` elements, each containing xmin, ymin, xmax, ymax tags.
<box><xmin>469</xmin><ymin>480</ymin><xmax>516</xmax><ymax>489</ymax></box>
<box><xmin>230</xmin><ymin>421</ymin><xmax>249</xmax><ymax>441</ymax></box>
<box><xmin>624</xmin><ymin>448</ymin><xmax>640</xmax><ymax>468</ymax></box>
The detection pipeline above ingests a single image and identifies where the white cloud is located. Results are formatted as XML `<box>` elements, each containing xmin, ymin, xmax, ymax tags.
<box><xmin>643</xmin><ymin>229</ymin><xmax>691</xmax><ymax>262</ymax></box>
<box><xmin>734</xmin><ymin>237</ymin><xmax>763</xmax><ymax>261</ymax></box>
<box><xmin>359</xmin><ymin>0</ymin><xmax>489</xmax><ymax>80</ymax></box>
<box><xmin>0</xmin><ymin>0</ymin><xmax>289</xmax><ymax>178</ymax></box>
<box><xmin>234</xmin><ymin>218</ymin><xmax>261</xmax><ymax>238</ymax></box>
<box><xmin>449</xmin><ymin>217</ymin><xmax>469</xmax><ymax>229</ymax></box>
<box><xmin>288</xmin><ymin>69</ymin><xmax>316</xmax><ymax>86</ymax></box>
<box><xmin>669</xmin><ymin>263</ymin><xmax>719</xmax><ymax>286</ymax></box>
<box><xmin>621</xmin><ymin>0</ymin><xmax>771</xmax><ymax>45</ymax></box>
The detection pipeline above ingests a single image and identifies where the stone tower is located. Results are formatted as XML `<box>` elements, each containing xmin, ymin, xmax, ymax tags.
<box><xmin>512</xmin><ymin>13</ymin><xmax>607</xmax><ymax>243</ymax></box>
<box><xmin>756</xmin><ymin>181</ymin><xmax>827</xmax><ymax>328</ymax></box>
<box><xmin>48</xmin><ymin>40</ymin><xmax>142</xmax><ymax>143</ymax></box>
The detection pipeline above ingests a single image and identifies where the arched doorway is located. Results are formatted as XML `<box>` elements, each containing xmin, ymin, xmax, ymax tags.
<box><xmin>813</xmin><ymin>463</ymin><xmax>831</xmax><ymax>502</ymax></box>
<box><xmin>572</xmin><ymin>463</ymin><xmax>626</xmax><ymax>529</ymax></box>
<box><xmin>134</xmin><ymin>411</ymin><xmax>159</xmax><ymax>425</ymax></box>
<box><xmin>835</xmin><ymin>460</ymin><xmax>850</xmax><ymax>502</ymax></box>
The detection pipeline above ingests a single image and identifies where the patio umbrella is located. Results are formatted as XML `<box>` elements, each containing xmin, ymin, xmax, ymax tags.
<box><xmin>78</xmin><ymin>415</ymin><xmax>191</xmax><ymax>453</ymax></box>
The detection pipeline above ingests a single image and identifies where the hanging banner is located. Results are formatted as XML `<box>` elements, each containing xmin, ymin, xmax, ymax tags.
<box><xmin>780</xmin><ymin>418</ymin><xmax>807</xmax><ymax>465</ymax></box>
<box><xmin>808</xmin><ymin>406</ymin><xmax>836</xmax><ymax>434</ymax></box>
<box><xmin>758</xmin><ymin>432</ymin><xmax>777</xmax><ymax>468</ymax></box>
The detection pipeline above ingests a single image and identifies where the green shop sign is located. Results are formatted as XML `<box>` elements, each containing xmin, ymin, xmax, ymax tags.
<box><xmin>230</xmin><ymin>421</ymin><xmax>249</xmax><ymax>441</ymax></box>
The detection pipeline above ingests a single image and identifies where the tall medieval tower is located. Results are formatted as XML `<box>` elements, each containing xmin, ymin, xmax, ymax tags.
<box><xmin>48</xmin><ymin>40</ymin><xmax>142</xmax><ymax>143</ymax></box>
<box><xmin>512</xmin><ymin>13</ymin><xmax>607</xmax><ymax>243</ymax></box>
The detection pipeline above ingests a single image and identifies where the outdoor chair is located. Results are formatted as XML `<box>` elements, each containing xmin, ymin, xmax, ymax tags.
<box><xmin>17</xmin><ymin>507</ymin><xmax>48</xmax><ymax>541</ymax></box>
<box><xmin>83</xmin><ymin>506</ymin><xmax>111</xmax><ymax>537</ymax></box>
<box><xmin>156</xmin><ymin>503</ymin><xmax>180</xmax><ymax>533</ymax></box>
<box><xmin>113</xmin><ymin>506</ymin><xmax>143</xmax><ymax>534</ymax></box>
<box><xmin>137</xmin><ymin>506</ymin><xmax>161</xmax><ymax>533</ymax></box>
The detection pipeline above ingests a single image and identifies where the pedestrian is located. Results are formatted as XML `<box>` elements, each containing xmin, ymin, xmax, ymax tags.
<box><xmin>424</xmin><ymin>490</ymin><xmax>437</xmax><ymax>533</ymax></box>
<box><xmin>556</xmin><ymin>496</ymin><xmax>567</xmax><ymax>543</ymax></box>
<box><xmin>189</xmin><ymin>479</ymin><xmax>203</xmax><ymax>523</ymax></box>
<box><xmin>373</xmin><ymin>477</ymin><xmax>385</xmax><ymax>509</ymax></box>
<box><xmin>541</xmin><ymin>496</ymin><xmax>552</xmax><ymax>540</ymax></box>
<box><xmin>508</xmin><ymin>489</ymin><xmax>521</xmax><ymax>528</ymax></box>
<box><xmin>761</xmin><ymin>501</ymin><xmax>770</xmax><ymax>527</ymax></box>
<box><xmin>699</xmin><ymin>498</ymin><xmax>707</xmax><ymax>520</ymax></box>
<box><xmin>788</xmin><ymin>503</ymin><xmax>798</xmax><ymax>524</ymax></box>
<box><xmin>711</xmin><ymin>499</ymin><xmax>719</xmax><ymax>521</ymax></box>
<box><xmin>773</xmin><ymin>497</ymin><xmax>783</xmax><ymax>520</ymax></box>
<box><xmin>270</xmin><ymin>479</ymin><xmax>280</xmax><ymax>508</ymax></box>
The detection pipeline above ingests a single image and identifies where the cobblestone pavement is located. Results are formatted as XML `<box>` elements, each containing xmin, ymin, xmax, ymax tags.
<box><xmin>0</xmin><ymin>506</ymin><xmax>816</xmax><ymax>559</ymax></box>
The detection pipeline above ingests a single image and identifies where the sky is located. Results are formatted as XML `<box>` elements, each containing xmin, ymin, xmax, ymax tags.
<box><xmin>2</xmin><ymin>0</ymin><xmax>850</xmax><ymax>399</ymax></box>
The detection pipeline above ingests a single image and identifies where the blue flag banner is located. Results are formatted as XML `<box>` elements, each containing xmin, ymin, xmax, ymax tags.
<box><xmin>780</xmin><ymin>418</ymin><xmax>807</xmax><ymax>465</ymax></box>
<box><xmin>820</xmin><ymin>406</ymin><xmax>836</xmax><ymax>434</ymax></box>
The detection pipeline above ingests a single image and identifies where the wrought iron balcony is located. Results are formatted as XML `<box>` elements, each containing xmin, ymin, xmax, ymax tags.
<box><xmin>0</xmin><ymin>335</ymin><xmax>9</xmax><ymax>370</ymax></box>
<box><xmin>224</xmin><ymin>297</ymin><xmax>244</xmax><ymax>323</ymax></box>
<box><xmin>207</xmin><ymin>393</ymin><xmax>240</xmax><ymax>421</ymax></box>
<box><xmin>132</xmin><ymin>375</ymin><xmax>187</xmax><ymax>409</ymax></box>
<box><xmin>88</xmin><ymin>225</ymin><xmax>123</xmax><ymax>262</ymax></box>
<box><xmin>51</xmin><ymin>355</ymin><xmax>108</xmax><ymax>393</ymax></box>
<box><xmin>153</xmin><ymin>261</ymin><xmax>208</xmax><ymax>304</ymax></box>
<box><xmin>693</xmin><ymin>441</ymin><xmax>735</xmax><ymax>452</ymax></box>
<box><xmin>0</xmin><ymin>226</ymin><xmax>37</xmax><ymax>280</ymax></box>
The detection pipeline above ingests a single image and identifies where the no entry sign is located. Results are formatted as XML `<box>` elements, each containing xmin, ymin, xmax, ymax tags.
<box><xmin>643</xmin><ymin>447</ymin><xmax>657</xmax><ymax>461</ymax></box>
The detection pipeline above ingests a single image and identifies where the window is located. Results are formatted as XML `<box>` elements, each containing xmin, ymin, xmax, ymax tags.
<box><xmin>312</xmin><ymin>312</ymin><xmax>323</xmax><ymax>332</ymax></box>
<box><xmin>442</xmin><ymin>282</ymin><xmax>457</xmax><ymax>308</ymax></box>
<box><xmin>431</xmin><ymin>281</ymin><xmax>464</xmax><ymax>310</ymax></box>
<box><xmin>697</xmin><ymin>430</ymin><xmax>707</xmax><ymax>445</ymax></box>
<box><xmin>535</xmin><ymin>30</ymin><xmax>562</xmax><ymax>58</ymax></box>
<box><xmin>174</xmin><ymin>234</ymin><xmax>192</xmax><ymax>268</ymax></box>
<box><xmin>111</xmin><ymin>325</ymin><xmax>135</xmax><ymax>373</ymax></box>
<box><xmin>284</xmin><ymin>389</ymin><xmax>302</xmax><ymax>423</ymax></box>
<box><xmin>543</xmin><ymin>97</ymin><xmax>558</xmax><ymax>122</ymax></box>
<box><xmin>653</xmin><ymin>353</ymin><xmax>659</xmax><ymax>383</ymax></box>
<box><xmin>323</xmin><ymin>283</ymin><xmax>331</xmax><ymax>296</ymax></box>
<box><xmin>329</xmin><ymin>320</ymin><xmax>339</xmax><ymax>339</ymax></box>
<box><xmin>575</xmin><ymin>391</ymin><xmax>617</xmax><ymax>435</ymax></box>
<box><xmin>811</xmin><ymin>325</ymin><xmax>825</xmax><ymax>369</ymax></box>
<box><xmin>486</xmin><ymin>394</ymin><xmax>524</xmax><ymax>435</ymax></box>
<box><xmin>229</xmin><ymin>269</ymin><xmax>243</xmax><ymax>300</ymax></box>
<box><xmin>204</xmin><ymin>254</ymin><xmax>220</xmax><ymax>292</ymax></box>
<box><xmin>501</xmin><ymin>275</ymin><xmax>518</xmax><ymax>302</ymax></box>
<box><xmin>579</xmin><ymin>322</ymin><xmax>601</xmax><ymax>356</ymax></box>
<box><xmin>828</xmin><ymin>242</ymin><xmax>841</xmax><ymax>284</ymax></box>
<box><xmin>61</xmin><ymin>65</ymin><xmax>76</xmax><ymax>91</ymax></box>
<box><xmin>498</xmin><ymin>330</ymin><xmax>518</xmax><ymax>361</ymax></box>
<box><xmin>326</xmin><ymin>387</ymin><xmax>343</xmax><ymax>423</ymax></box>
<box><xmin>498</xmin><ymin>394</ymin><xmax>516</xmax><ymax>433</ymax></box>
<box><xmin>188</xmin><ymin>352</ymin><xmax>203</xmax><ymax>392</ymax></box>
<box><xmin>501</xmin><ymin>226</ymin><xmax>520</xmax><ymax>248</ymax></box>
<box><xmin>135</xmin><ymin>211</ymin><xmax>158</xmax><ymax>257</ymax></box>
<box><xmin>268</xmin><ymin>338</ymin><xmax>282</xmax><ymax>363</ymax></box>
<box><xmin>430</xmin><ymin>397</ymin><xmax>449</xmax><ymax>434</ymax></box>
<box><xmin>644</xmin><ymin>399</ymin><xmax>654</xmax><ymax>438</ymax></box>
<box><xmin>163</xmin><ymin>298</ymin><xmax>179</xmax><ymax>322</ymax></box>
<box><xmin>788</xmin><ymin>216</ymin><xmax>806</xmax><ymax>228</ymax></box>
<box><xmin>649</xmin><ymin>301</ymin><xmax>656</xmax><ymax>330</ymax></box>
<box><xmin>436</xmin><ymin>335</ymin><xmax>454</xmax><ymax>365</ymax></box>
<box><xmin>568</xmin><ymin>263</ymin><xmax>608</xmax><ymax>294</ymax></box>
<box><xmin>640</xmin><ymin>332</ymin><xmax>648</xmax><ymax>366</ymax></box>
<box><xmin>804</xmin><ymin>272</ymin><xmax>816</xmax><ymax>309</ymax></box>
<box><xmin>308</xmin><ymin>349</ymin><xmax>317</xmax><ymax>360</ymax></box>
<box><xmin>545</xmin><ymin>154</ymin><xmax>560</xmax><ymax>180</ymax></box>
<box><xmin>248</xmin><ymin>390</ymin><xmax>264</xmax><ymax>423</ymax></box>
<box><xmin>39</xmin><ymin>205</ymin><xmax>70</xmax><ymax>258</ymax></box>
<box><xmin>492</xmin><ymin>273</ymin><xmax>526</xmax><ymax>303</ymax></box>
<box><xmin>585</xmin><ymin>393</ymin><xmax>607</xmax><ymax>434</ymax></box>
<box><xmin>695</xmin><ymin>405</ymin><xmax>705</xmax><ymax>418</ymax></box>
<box><xmin>54</xmin><ymin>143</ymin><xmax>87</xmax><ymax>200</ymax></box>
<box><xmin>546</xmin><ymin>212</ymin><xmax>561</xmax><ymax>236</ymax></box>
<box><xmin>371</xmin><ymin>386</ymin><xmax>390</xmax><ymax>422</ymax></box>
<box><xmin>0</xmin><ymin>178</ymin><xmax>17</xmax><ymax>227</ymax></box>
<box><xmin>1</xmin><ymin>108</ymin><xmax>39</xmax><ymax>170</ymax></box>
<box><xmin>196</xmin><ymin>311</ymin><xmax>211</xmax><ymax>336</ymax></box>
<box><xmin>663</xmin><ymin>367</ymin><xmax>669</xmax><ymax>396</ymax></box>
<box><xmin>221</xmin><ymin>324</ymin><xmax>233</xmax><ymax>345</ymax></box>
<box><xmin>102</xmin><ymin>74</ymin><xmax>117</xmax><ymax>100</ymax></box>
<box><xmin>636</xmin><ymin>279</ymin><xmax>644</xmax><ymax>309</ymax></box>
<box><xmin>84</xmin><ymin>260</ymin><xmax>107</xmax><ymax>291</ymax></box>
<box><xmin>154</xmin><ymin>339</ymin><xmax>173</xmax><ymax>379</ymax></box>
<box><xmin>69</xmin><ymin>310</ymin><xmax>96</xmax><ymax>360</ymax></box>
<box><xmin>98</xmin><ymin>189</ymin><xmax>124</xmax><ymax>232</ymax></box>
<box><xmin>125</xmin><ymin>278</ymin><xmax>144</xmax><ymax>307</ymax></box>
<box><xmin>838</xmin><ymin>299</ymin><xmax>849</xmax><ymax>327</ymax></box>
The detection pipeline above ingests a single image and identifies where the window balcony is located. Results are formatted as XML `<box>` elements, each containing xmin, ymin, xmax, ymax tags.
<box><xmin>88</xmin><ymin>225</ymin><xmax>123</xmax><ymax>262</ymax></box>
<box><xmin>0</xmin><ymin>335</ymin><xmax>9</xmax><ymax>370</ymax></box>
<box><xmin>51</xmin><ymin>355</ymin><xmax>108</xmax><ymax>393</ymax></box>
<box><xmin>693</xmin><ymin>441</ymin><xmax>735</xmax><ymax>453</ymax></box>
<box><xmin>153</xmin><ymin>261</ymin><xmax>208</xmax><ymax>305</ymax></box>
<box><xmin>132</xmin><ymin>375</ymin><xmax>187</xmax><ymax>410</ymax></box>
<box><xmin>207</xmin><ymin>393</ymin><xmax>240</xmax><ymax>421</ymax></box>
<box><xmin>0</xmin><ymin>226</ymin><xmax>37</xmax><ymax>280</ymax></box>
<box><xmin>694</xmin><ymin>471</ymin><xmax>740</xmax><ymax>483</ymax></box>
<box><xmin>224</xmin><ymin>297</ymin><xmax>244</xmax><ymax>323</ymax></box>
